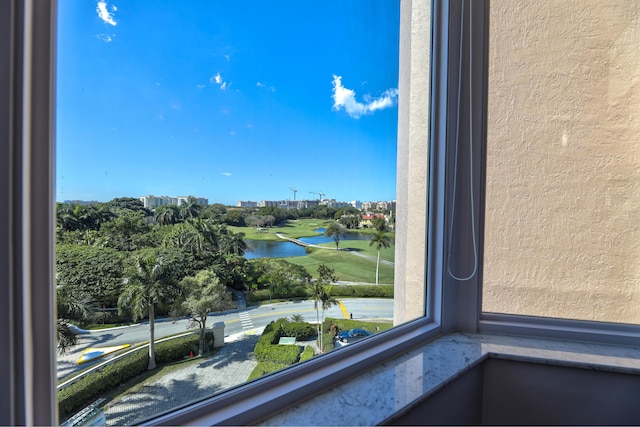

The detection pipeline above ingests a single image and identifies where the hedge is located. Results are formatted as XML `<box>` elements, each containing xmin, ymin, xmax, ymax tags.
<box><xmin>253</xmin><ymin>328</ymin><xmax>302</xmax><ymax>365</ymax></box>
<box><xmin>299</xmin><ymin>346</ymin><xmax>315</xmax><ymax>362</ymax></box>
<box><xmin>279</xmin><ymin>321</ymin><xmax>316</xmax><ymax>341</ymax></box>
<box><xmin>246</xmin><ymin>285</ymin><xmax>393</xmax><ymax>302</ymax></box>
<box><xmin>329</xmin><ymin>285</ymin><xmax>394</xmax><ymax>298</ymax></box>
<box><xmin>58</xmin><ymin>332</ymin><xmax>213</xmax><ymax>421</ymax></box>
<box><xmin>247</xmin><ymin>362</ymin><xmax>289</xmax><ymax>381</ymax></box>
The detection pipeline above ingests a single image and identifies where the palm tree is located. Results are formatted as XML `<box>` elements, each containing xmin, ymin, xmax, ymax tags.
<box><xmin>324</xmin><ymin>222</ymin><xmax>347</xmax><ymax>250</ymax></box>
<box><xmin>220</xmin><ymin>231</ymin><xmax>248</xmax><ymax>256</ymax></box>
<box><xmin>311</xmin><ymin>280</ymin><xmax>338</xmax><ymax>353</ymax></box>
<box><xmin>163</xmin><ymin>223</ymin><xmax>205</xmax><ymax>256</ymax></box>
<box><xmin>179</xmin><ymin>197</ymin><xmax>202</xmax><ymax>222</ymax></box>
<box><xmin>311</xmin><ymin>282</ymin><xmax>325</xmax><ymax>350</ymax></box>
<box><xmin>369</xmin><ymin>230</ymin><xmax>392</xmax><ymax>285</ymax></box>
<box><xmin>191</xmin><ymin>218</ymin><xmax>222</xmax><ymax>253</ymax></box>
<box><xmin>118</xmin><ymin>256</ymin><xmax>181</xmax><ymax>370</ymax></box>
<box><xmin>290</xmin><ymin>314</ymin><xmax>305</xmax><ymax>322</ymax></box>
<box><xmin>56</xmin><ymin>285</ymin><xmax>92</xmax><ymax>354</ymax></box>
<box><xmin>320</xmin><ymin>288</ymin><xmax>338</xmax><ymax>352</ymax></box>
<box><xmin>154</xmin><ymin>205</ymin><xmax>180</xmax><ymax>226</ymax></box>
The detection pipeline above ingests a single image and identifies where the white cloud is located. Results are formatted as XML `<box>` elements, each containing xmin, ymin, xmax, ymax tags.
<box><xmin>331</xmin><ymin>75</ymin><xmax>398</xmax><ymax>119</ymax></box>
<box><xmin>196</xmin><ymin>84</ymin><xmax>205</xmax><ymax>90</ymax></box>
<box><xmin>96</xmin><ymin>34</ymin><xmax>115</xmax><ymax>43</ymax></box>
<box><xmin>96</xmin><ymin>1</ymin><xmax>117</xmax><ymax>26</ymax></box>
<box><xmin>257</xmin><ymin>81</ymin><xmax>276</xmax><ymax>92</ymax></box>
<box><xmin>211</xmin><ymin>72</ymin><xmax>229</xmax><ymax>90</ymax></box>
<box><xmin>221</xmin><ymin>172</ymin><xmax>232</xmax><ymax>177</ymax></box>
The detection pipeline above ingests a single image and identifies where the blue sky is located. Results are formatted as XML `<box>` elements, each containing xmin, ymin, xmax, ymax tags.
<box><xmin>56</xmin><ymin>1</ymin><xmax>400</xmax><ymax>205</ymax></box>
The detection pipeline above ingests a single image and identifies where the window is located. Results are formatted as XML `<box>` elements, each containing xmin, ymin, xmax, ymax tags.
<box><xmin>8</xmin><ymin>0</ymin><xmax>439</xmax><ymax>424</ymax></box>
<box><xmin>9</xmin><ymin>1</ymin><xmax>639</xmax><ymax>426</ymax></box>
<box><xmin>51</xmin><ymin>2</ymin><xmax>436</xmax><ymax>424</ymax></box>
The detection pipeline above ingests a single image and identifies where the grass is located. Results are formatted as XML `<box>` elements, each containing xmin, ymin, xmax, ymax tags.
<box><xmin>232</xmin><ymin>218</ymin><xmax>396</xmax><ymax>284</ymax></box>
<box><xmin>324</xmin><ymin>317</ymin><xmax>393</xmax><ymax>332</ymax></box>
<box><xmin>84</xmin><ymin>322</ymin><xmax>128</xmax><ymax>330</ymax></box>
<box><xmin>321</xmin><ymin>239</ymin><xmax>395</xmax><ymax>262</ymax></box>
<box><xmin>229</xmin><ymin>218</ymin><xmax>333</xmax><ymax>241</ymax></box>
<box><xmin>286</xmin><ymin>247</ymin><xmax>394</xmax><ymax>284</ymax></box>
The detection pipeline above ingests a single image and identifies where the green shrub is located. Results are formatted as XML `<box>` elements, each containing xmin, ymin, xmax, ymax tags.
<box><xmin>279</xmin><ymin>321</ymin><xmax>316</xmax><ymax>340</ymax></box>
<box><xmin>247</xmin><ymin>362</ymin><xmax>289</xmax><ymax>381</ymax></box>
<box><xmin>255</xmin><ymin>344</ymin><xmax>302</xmax><ymax>364</ymax></box>
<box><xmin>299</xmin><ymin>346</ymin><xmax>315</xmax><ymax>362</ymax></box>
<box><xmin>330</xmin><ymin>285</ymin><xmax>394</xmax><ymax>298</ymax></box>
<box><xmin>289</xmin><ymin>285</ymin><xmax>311</xmax><ymax>298</ymax></box>
<box><xmin>247</xmin><ymin>285</ymin><xmax>392</xmax><ymax>301</ymax></box>
<box><xmin>155</xmin><ymin>333</ymin><xmax>205</xmax><ymax>363</ymax></box>
<box><xmin>246</xmin><ymin>289</ymin><xmax>271</xmax><ymax>302</ymax></box>
<box><xmin>253</xmin><ymin>320</ymin><xmax>303</xmax><ymax>364</ymax></box>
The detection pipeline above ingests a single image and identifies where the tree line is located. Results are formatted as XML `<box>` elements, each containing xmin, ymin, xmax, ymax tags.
<box><xmin>55</xmin><ymin>197</ymin><xmax>344</xmax><ymax>359</ymax></box>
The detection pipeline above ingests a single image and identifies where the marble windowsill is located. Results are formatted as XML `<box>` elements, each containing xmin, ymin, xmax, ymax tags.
<box><xmin>259</xmin><ymin>332</ymin><xmax>640</xmax><ymax>426</ymax></box>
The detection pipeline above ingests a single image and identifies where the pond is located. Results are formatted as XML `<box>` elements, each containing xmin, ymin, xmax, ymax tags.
<box><xmin>244</xmin><ymin>228</ymin><xmax>371</xmax><ymax>259</ymax></box>
<box><xmin>244</xmin><ymin>239</ymin><xmax>307</xmax><ymax>259</ymax></box>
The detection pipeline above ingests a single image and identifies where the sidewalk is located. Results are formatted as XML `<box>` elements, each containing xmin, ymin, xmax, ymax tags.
<box><xmin>104</xmin><ymin>330</ymin><xmax>263</xmax><ymax>426</ymax></box>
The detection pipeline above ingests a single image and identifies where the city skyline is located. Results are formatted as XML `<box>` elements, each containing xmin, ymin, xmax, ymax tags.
<box><xmin>56</xmin><ymin>1</ymin><xmax>401</xmax><ymax>206</ymax></box>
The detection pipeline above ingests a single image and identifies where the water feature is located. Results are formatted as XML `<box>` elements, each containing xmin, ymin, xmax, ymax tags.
<box><xmin>244</xmin><ymin>239</ymin><xmax>307</xmax><ymax>259</ymax></box>
<box><xmin>245</xmin><ymin>228</ymin><xmax>371</xmax><ymax>259</ymax></box>
<box><xmin>298</xmin><ymin>228</ymin><xmax>371</xmax><ymax>245</ymax></box>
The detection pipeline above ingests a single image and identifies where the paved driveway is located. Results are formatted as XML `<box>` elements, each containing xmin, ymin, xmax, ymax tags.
<box><xmin>104</xmin><ymin>331</ymin><xmax>261</xmax><ymax>426</ymax></box>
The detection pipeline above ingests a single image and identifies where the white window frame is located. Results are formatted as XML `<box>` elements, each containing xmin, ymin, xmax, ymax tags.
<box><xmin>5</xmin><ymin>0</ymin><xmax>639</xmax><ymax>425</ymax></box>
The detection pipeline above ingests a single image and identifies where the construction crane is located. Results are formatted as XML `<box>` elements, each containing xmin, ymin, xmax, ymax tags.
<box><xmin>309</xmin><ymin>191</ymin><xmax>325</xmax><ymax>202</ymax></box>
<box><xmin>289</xmin><ymin>187</ymin><xmax>297</xmax><ymax>201</ymax></box>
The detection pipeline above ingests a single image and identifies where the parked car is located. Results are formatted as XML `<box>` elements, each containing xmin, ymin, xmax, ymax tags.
<box><xmin>335</xmin><ymin>328</ymin><xmax>372</xmax><ymax>347</ymax></box>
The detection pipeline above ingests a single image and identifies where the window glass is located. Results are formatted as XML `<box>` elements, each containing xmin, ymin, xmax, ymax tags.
<box><xmin>55</xmin><ymin>1</ymin><xmax>401</xmax><ymax>424</ymax></box>
<box><xmin>483</xmin><ymin>0</ymin><xmax>640</xmax><ymax>323</ymax></box>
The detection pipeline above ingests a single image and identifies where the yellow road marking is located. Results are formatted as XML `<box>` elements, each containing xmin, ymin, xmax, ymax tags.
<box><xmin>338</xmin><ymin>300</ymin><xmax>350</xmax><ymax>319</ymax></box>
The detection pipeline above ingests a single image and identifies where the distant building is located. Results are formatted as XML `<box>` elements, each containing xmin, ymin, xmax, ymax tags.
<box><xmin>139</xmin><ymin>195</ymin><xmax>174</xmax><ymax>209</ymax></box>
<box><xmin>361</xmin><ymin>201</ymin><xmax>374</xmax><ymax>211</ymax></box>
<box><xmin>139</xmin><ymin>195</ymin><xmax>208</xmax><ymax>209</ymax></box>
<box><xmin>350</xmin><ymin>200</ymin><xmax>363</xmax><ymax>210</ymax></box>
<box><xmin>237</xmin><ymin>201</ymin><xmax>258</xmax><ymax>208</ymax></box>
<box><xmin>258</xmin><ymin>200</ymin><xmax>282</xmax><ymax>208</ymax></box>
<box><xmin>320</xmin><ymin>199</ymin><xmax>351</xmax><ymax>208</ymax></box>
<box><xmin>361</xmin><ymin>213</ymin><xmax>386</xmax><ymax>228</ymax></box>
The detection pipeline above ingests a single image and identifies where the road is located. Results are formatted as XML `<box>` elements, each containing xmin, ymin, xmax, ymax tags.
<box><xmin>57</xmin><ymin>298</ymin><xmax>393</xmax><ymax>379</ymax></box>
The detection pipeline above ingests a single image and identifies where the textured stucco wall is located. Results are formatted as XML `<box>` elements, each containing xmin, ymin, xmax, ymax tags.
<box><xmin>394</xmin><ymin>0</ymin><xmax>430</xmax><ymax>325</ymax></box>
<box><xmin>483</xmin><ymin>1</ymin><xmax>640</xmax><ymax>322</ymax></box>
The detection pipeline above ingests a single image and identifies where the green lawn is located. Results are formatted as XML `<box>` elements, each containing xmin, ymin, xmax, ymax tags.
<box><xmin>231</xmin><ymin>218</ymin><xmax>395</xmax><ymax>284</ymax></box>
<box><xmin>229</xmin><ymin>218</ymin><xmax>333</xmax><ymax>241</ymax></box>
<box><xmin>318</xmin><ymin>239</ymin><xmax>395</xmax><ymax>262</ymax></box>
<box><xmin>286</xmin><ymin>247</ymin><xmax>394</xmax><ymax>284</ymax></box>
